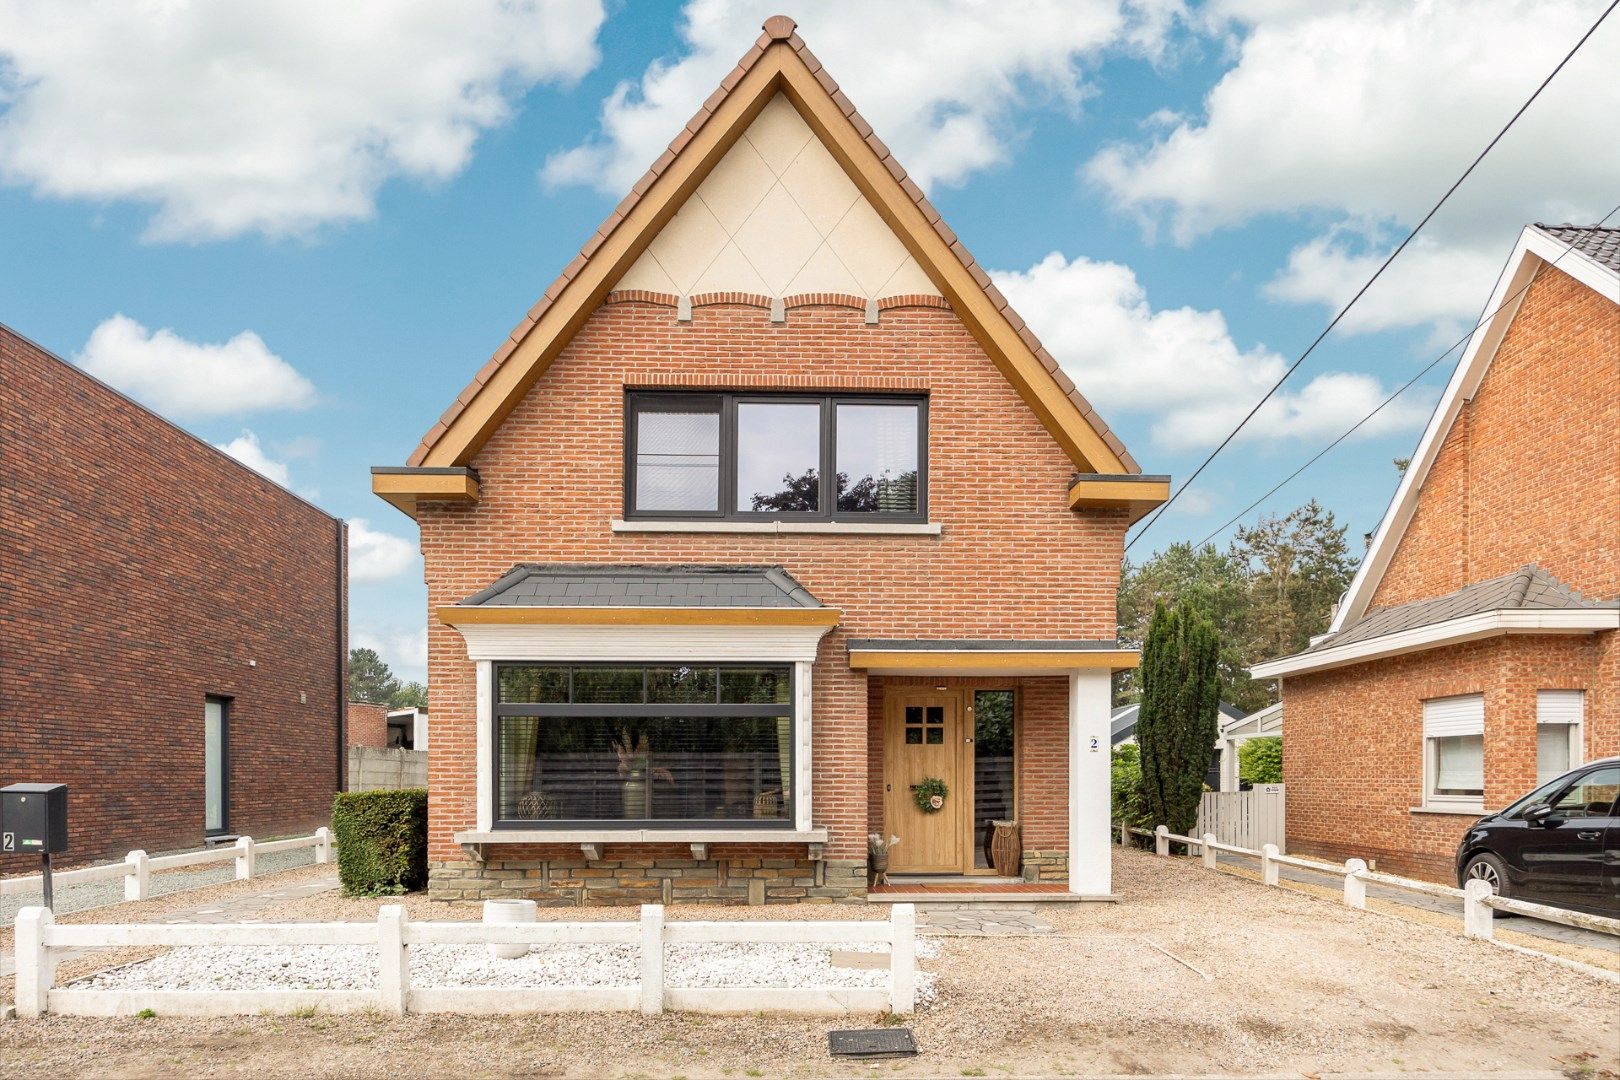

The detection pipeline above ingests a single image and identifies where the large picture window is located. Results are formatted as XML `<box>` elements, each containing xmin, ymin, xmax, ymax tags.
<box><xmin>625</xmin><ymin>391</ymin><xmax>926</xmax><ymax>521</ymax></box>
<box><xmin>494</xmin><ymin>663</ymin><xmax>795</xmax><ymax>827</ymax></box>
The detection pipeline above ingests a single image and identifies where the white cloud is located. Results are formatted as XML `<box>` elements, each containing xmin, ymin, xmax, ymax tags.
<box><xmin>0</xmin><ymin>1</ymin><xmax>606</xmax><ymax>240</ymax></box>
<box><xmin>76</xmin><ymin>314</ymin><xmax>316</xmax><ymax>419</ymax></box>
<box><xmin>213</xmin><ymin>429</ymin><xmax>291</xmax><ymax>486</ymax></box>
<box><xmin>992</xmin><ymin>252</ymin><xmax>1435</xmax><ymax>451</ymax></box>
<box><xmin>543</xmin><ymin>0</ymin><xmax>1173</xmax><ymax>196</ymax></box>
<box><xmin>1086</xmin><ymin>0</ymin><xmax>1620</xmax><ymax>331</ymax></box>
<box><xmin>348</xmin><ymin>518</ymin><xmax>418</xmax><ymax>584</ymax></box>
<box><xmin>352</xmin><ymin>623</ymin><xmax>428</xmax><ymax>685</ymax></box>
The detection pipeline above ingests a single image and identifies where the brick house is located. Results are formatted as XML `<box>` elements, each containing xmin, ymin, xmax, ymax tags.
<box><xmin>372</xmin><ymin>16</ymin><xmax>1167</xmax><ymax>905</ymax></box>
<box><xmin>1</xmin><ymin>322</ymin><xmax>347</xmax><ymax>867</ymax></box>
<box><xmin>1252</xmin><ymin>224</ymin><xmax>1619</xmax><ymax>882</ymax></box>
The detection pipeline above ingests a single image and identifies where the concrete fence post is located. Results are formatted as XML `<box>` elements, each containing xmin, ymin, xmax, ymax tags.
<box><xmin>378</xmin><ymin>905</ymin><xmax>409</xmax><ymax>1016</ymax></box>
<box><xmin>639</xmin><ymin>904</ymin><xmax>665</xmax><ymax>1016</ymax></box>
<box><xmin>1119</xmin><ymin>821</ymin><xmax>1129</xmax><ymax>846</ymax></box>
<box><xmin>1261</xmin><ymin>843</ymin><xmax>1280</xmax><ymax>887</ymax></box>
<box><xmin>889</xmin><ymin>902</ymin><xmax>917</xmax><ymax>1015</ymax></box>
<box><xmin>1343</xmin><ymin>859</ymin><xmax>1368</xmax><ymax>909</ymax></box>
<box><xmin>124</xmin><ymin>849</ymin><xmax>150</xmax><ymax>903</ymax></box>
<box><xmin>314</xmin><ymin>827</ymin><xmax>333</xmax><ymax>865</ymax></box>
<box><xmin>1201</xmin><ymin>833</ymin><xmax>1218</xmax><ymax>870</ymax></box>
<box><xmin>14</xmin><ymin>906</ymin><xmax>54</xmax><ymax>1019</ymax></box>
<box><xmin>1154</xmin><ymin>825</ymin><xmax>1170</xmax><ymax>857</ymax></box>
<box><xmin>234</xmin><ymin>836</ymin><xmax>256</xmax><ymax>881</ymax></box>
<box><xmin>1463</xmin><ymin>879</ymin><xmax>1495</xmax><ymax>940</ymax></box>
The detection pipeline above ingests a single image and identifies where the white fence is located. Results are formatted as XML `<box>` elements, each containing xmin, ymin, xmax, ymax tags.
<box><xmin>1197</xmin><ymin>784</ymin><xmax>1285</xmax><ymax>853</ymax></box>
<box><xmin>12</xmin><ymin>902</ymin><xmax>918</xmax><ymax>1019</ymax></box>
<box><xmin>1122</xmin><ymin>822</ymin><xmax>1620</xmax><ymax>981</ymax></box>
<box><xmin>0</xmin><ymin>828</ymin><xmax>332</xmax><ymax>903</ymax></box>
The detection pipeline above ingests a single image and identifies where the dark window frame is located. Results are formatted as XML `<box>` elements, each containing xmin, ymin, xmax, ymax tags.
<box><xmin>204</xmin><ymin>695</ymin><xmax>231</xmax><ymax>836</ymax></box>
<box><xmin>624</xmin><ymin>390</ymin><xmax>928</xmax><ymax>523</ymax></box>
<box><xmin>492</xmin><ymin>661</ymin><xmax>798</xmax><ymax>830</ymax></box>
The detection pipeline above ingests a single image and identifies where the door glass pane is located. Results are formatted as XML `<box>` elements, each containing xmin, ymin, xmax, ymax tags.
<box><xmin>204</xmin><ymin>699</ymin><xmax>225</xmax><ymax>833</ymax></box>
<box><xmin>736</xmin><ymin>402</ymin><xmax>821</xmax><ymax>512</ymax></box>
<box><xmin>1536</xmin><ymin>725</ymin><xmax>1572</xmax><ymax>785</ymax></box>
<box><xmin>1432</xmin><ymin>734</ymin><xmax>1484</xmax><ymax>796</ymax></box>
<box><xmin>636</xmin><ymin>405</ymin><xmax>720</xmax><ymax>511</ymax></box>
<box><xmin>973</xmin><ymin>690</ymin><xmax>1015</xmax><ymax>868</ymax></box>
<box><xmin>836</xmin><ymin>403</ymin><xmax>919</xmax><ymax>513</ymax></box>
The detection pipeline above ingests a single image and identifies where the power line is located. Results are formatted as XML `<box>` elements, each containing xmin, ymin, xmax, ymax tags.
<box><xmin>1125</xmin><ymin>0</ymin><xmax>1619</xmax><ymax>552</ymax></box>
<box><xmin>1191</xmin><ymin>199</ymin><xmax>1620</xmax><ymax>550</ymax></box>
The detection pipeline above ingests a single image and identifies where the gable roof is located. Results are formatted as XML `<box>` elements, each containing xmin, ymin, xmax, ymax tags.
<box><xmin>1327</xmin><ymin>224</ymin><xmax>1620</xmax><ymax>634</ymax></box>
<box><xmin>398</xmin><ymin>14</ymin><xmax>1140</xmax><ymax>483</ymax></box>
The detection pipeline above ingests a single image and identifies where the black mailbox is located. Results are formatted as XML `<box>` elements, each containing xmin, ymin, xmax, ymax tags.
<box><xmin>1</xmin><ymin>783</ymin><xmax>69</xmax><ymax>855</ymax></box>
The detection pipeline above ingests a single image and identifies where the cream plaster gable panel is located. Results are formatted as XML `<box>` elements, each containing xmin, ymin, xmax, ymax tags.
<box><xmin>613</xmin><ymin>93</ymin><xmax>941</xmax><ymax>302</ymax></box>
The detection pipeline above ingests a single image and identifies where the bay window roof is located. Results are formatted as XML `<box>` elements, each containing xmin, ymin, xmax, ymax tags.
<box><xmin>459</xmin><ymin>563</ymin><xmax>824</xmax><ymax>609</ymax></box>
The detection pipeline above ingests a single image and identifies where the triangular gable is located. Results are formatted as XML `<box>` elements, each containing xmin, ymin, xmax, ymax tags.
<box><xmin>1330</xmin><ymin>224</ymin><xmax>1620</xmax><ymax>632</ymax></box>
<box><xmin>397</xmin><ymin>14</ymin><xmax>1142</xmax><ymax>498</ymax></box>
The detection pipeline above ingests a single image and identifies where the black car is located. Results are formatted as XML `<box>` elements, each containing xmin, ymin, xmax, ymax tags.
<box><xmin>1455</xmin><ymin>757</ymin><xmax>1620</xmax><ymax>918</ymax></box>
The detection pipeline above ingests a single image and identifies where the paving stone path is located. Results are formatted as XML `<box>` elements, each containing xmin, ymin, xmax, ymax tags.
<box><xmin>917</xmin><ymin>902</ymin><xmax>1055</xmax><ymax>936</ymax></box>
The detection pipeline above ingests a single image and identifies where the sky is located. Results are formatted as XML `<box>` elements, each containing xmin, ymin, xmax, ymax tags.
<box><xmin>2</xmin><ymin>0</ymin><xmax>1615</xmax><ymax>685</ymax></box>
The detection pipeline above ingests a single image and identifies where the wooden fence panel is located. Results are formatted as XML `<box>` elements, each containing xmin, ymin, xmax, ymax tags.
<box><xmin>1198</xmin><ymin>784</ymin><xmax>1286</xmax><ymax>853</ymax></box>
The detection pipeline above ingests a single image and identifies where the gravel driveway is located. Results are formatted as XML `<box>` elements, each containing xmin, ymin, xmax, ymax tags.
<box><xmin>2</xmin><ymin>848</ymin><xmax>1615</xmax><ymax>1078</ymax></box>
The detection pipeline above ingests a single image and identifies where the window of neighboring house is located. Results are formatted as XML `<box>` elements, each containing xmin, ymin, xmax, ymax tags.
<box><xmin>624</xmin><ymin>391</ymin><xmax>926</xmax><ymax>521</ymax></box>
<box><xmin>1422</xmin><ymin>694</ymin><xmax>1485</xmax><ymax>809</ymax></box>
<box><xmin>1535</xmin><ymin>690</ymin><xmax>1585</xmax><ymax>784</ymax></box>
<box><xmin>204</xmin><ymin>696</ymin><xmax>229</xmax><ymax>834</ymax></box>
<box><xmin>493</xmin><ymin>663</ymin><xmax>795</xmax><ymax>827</ymax></box>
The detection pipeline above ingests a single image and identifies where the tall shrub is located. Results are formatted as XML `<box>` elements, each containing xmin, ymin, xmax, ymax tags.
<box><xmin>1136</xmin><ymin>601</ymin><xmax>1221</xmax><ymax>836</ymax></box>
<box><xmin>1238</xmin><ymin>736</ymin><xmax>1284</xmax><ymax>786</ymax></box>
<box><xmin>332</xmin><ymin>788</ymin><xmax>428</xmax><ymax>896</ymax></box>
<box><xmin>1110</xmin><ymin>744</ymin><xmax>1151</xmax><ymax>832</ymax></box>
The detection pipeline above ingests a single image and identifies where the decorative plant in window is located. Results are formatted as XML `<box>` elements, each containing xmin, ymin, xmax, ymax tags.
<box><xmin>613</xmin><ymin>731</ymin><xmax>675</xmax><ymax>819</ymax></box>
<box><xmin>912</xmin><ymin>776</ymin><xmax>948</xmax><ymax>813</ymax></box>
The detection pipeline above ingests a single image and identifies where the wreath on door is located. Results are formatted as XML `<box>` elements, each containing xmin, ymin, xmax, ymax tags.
<box><xmin>913</xmin><ymin>776</ymin><xmax>949</xmax><ymax>813</ymax></box>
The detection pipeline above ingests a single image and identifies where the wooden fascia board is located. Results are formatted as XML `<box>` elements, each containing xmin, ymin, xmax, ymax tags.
<box><xmin>438</xmin><ymin>605</ymin><xmax>843</xmax><ymax>628</ymax></box>
<box><xmin>848</xmin><ymin>649</ymin><xmax>1139</xmax><ymax>672</ymax></box>
<box><xmin>774</xmin><ymin>60</ymin><xmax>1126</xmax><ymax>475</ymax></box>
<box><xmin>418</xmin><ymin>56</ymin><xmax>783</xmax><ymax>468</ymax></box>
<box><xmin>1067</xmin><ymin>476</ymin><xmax>1170</xmax><ymax>523</ymax></box>
<box><xmin>371</xmin><ymin>471</ymin><xmax>480</xmax><ymax>518</ymax></box>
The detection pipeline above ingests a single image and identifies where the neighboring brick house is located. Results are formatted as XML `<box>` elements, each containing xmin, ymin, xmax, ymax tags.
<box><xmin>348</xmin><ymin>701</ymin><xmax>390</xmax><ymax>749</ymax></box>
<box><xmin>372</xmin><ymin>16</ymin><xmax>1167</xmax><ymax>905</ymax></box>
<box><xmin>0</xmin><ymin>322</ymin><xmax>347</xmax><ymax>867</ymax></box>
<box><xmin>1253</xmin><ymin>224</ymin><xmax>1619</xmax><ymax>882</ymax></box>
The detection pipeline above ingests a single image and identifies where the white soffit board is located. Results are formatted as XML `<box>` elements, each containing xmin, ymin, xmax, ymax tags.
<box><xmin>450</xmin><ymin>621</ymin><xmax>831</xmax><ymax>663</ymax></box>
<box><xmin>1332</xmin><ymin>227</ymin><xmax>1620</xmax><ymax>632</ymax></box>
<box><xmin>614</xmin><ymin>94</ymin><xmax>941</xmax><ymax>301</ymax></box>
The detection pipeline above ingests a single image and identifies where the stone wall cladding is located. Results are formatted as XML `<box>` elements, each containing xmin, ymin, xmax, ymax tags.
<box><xmin>348</xmin><ymin>701</ymin><xmax>389</xmax><ymax>749</ymax></box>
<box><xmin>1284</xmin><ymin>634</ymin><xmax>1614</xmax><ymax>882</ymax></box>
<box><xmin>1020</xmin><ymin>848</ymin><xmax>1067</xmax><ymax>882</ymax></box>
<box><xmin>415</xmin><ymin>300</ymin><xmax>1128</xmax><ymax>876</ymax></box>
<box><xmin>0</xmin><ymin>326</ymin><xmax>344</xmax><ymax>869</ymax></box>
<box><xmin>430</xmin><ymin>846</ymin><xmax>866</xmax><ymax>906</ymax></box>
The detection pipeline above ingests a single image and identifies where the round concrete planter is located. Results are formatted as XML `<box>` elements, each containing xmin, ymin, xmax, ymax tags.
<box><xmin>483</xmin><ymin>898</ymin><xmax>537</xmax><ymax>959</ymax></box>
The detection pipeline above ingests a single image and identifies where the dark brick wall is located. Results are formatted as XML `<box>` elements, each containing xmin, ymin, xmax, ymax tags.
<box><xmin>0</xmin><ymin>324</ymin><xmax>346</xmax><ymax>868</ymax></box>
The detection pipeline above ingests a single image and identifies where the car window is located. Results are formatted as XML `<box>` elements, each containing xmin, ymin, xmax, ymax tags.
<box><xmin>1504</xmin><ymin>774</ymin><xmax>1577</xmax><ymax>818</ymax></box>
<box><xmin>1549</xmin><ymin>766</ymin><xmax>1620</xmax><ymax>819</ymax></box>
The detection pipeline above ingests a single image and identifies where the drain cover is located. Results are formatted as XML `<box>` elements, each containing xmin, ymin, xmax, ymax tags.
<box><xmin>827</xmin><ymin>1028</ymin><xmax>918</xmax><ymax>1059</ymax></box>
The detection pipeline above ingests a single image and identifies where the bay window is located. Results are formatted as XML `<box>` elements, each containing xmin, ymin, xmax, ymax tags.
<box><xmin>494</xmin><ymin>662</ymin><xmax>795</xmax><ymax>827</ymax></box>
<box><xmin>625</xmin><ymin>391</ymin><xmax>926</xmax><ymax>521</ymax></box>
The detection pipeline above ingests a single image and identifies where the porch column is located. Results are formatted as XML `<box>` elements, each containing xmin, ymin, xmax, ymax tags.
<box><xmin>1067</xmin><ymin>669</ymin><xmax>1113</xmax><ymax>896</ymax></box>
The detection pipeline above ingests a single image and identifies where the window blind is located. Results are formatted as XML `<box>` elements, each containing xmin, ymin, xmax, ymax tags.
<box><xmin>1536</xmin><ymin>690</ymin><xmax>1584</xmax><ymax>726</ymax></box>
<box><xmin>1422</xmin><ymin>694</ymin><xmax>1484</xmax><ymax>738</ymax></box>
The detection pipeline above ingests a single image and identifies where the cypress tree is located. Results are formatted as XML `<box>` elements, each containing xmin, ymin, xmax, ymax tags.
<box><xmin>1135</xmin><ymin>601</ymin><xmax>1221</xmax><ymax>837</ymax></box>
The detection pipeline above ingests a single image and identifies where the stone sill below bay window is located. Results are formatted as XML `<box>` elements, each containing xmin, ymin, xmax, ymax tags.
<box><xmin>455</xmin><ymin>826</ymin><xmax>830</xmax><ymax>864</ymax></box>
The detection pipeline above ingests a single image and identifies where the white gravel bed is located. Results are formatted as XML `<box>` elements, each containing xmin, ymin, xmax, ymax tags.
<box><xmin>0</xmin><ymin>846</ymin><xmax>318</xmax><ymax>922</ymax></box>
<box><xmin>75</xmin><ymin>938</ymin><xmax>940</xmax><ymax>1005</ymax></box>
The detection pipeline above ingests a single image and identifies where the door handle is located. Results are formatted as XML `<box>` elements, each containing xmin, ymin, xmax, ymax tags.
<box><xmin>1577</xmin><ymin>830</ymin><xmax>1601</xmax><ymax>841</ymax></box>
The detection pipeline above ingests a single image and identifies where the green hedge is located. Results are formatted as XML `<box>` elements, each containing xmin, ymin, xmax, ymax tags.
<box><xmin>1238</xmin><ymin>736</ymin><xmax>1284</xmax><ymax>786</ymax></box>
<box><xmin>332</xmin><ymin>788</ymin><xmax>428</xmax><ymax>896</ymax></box>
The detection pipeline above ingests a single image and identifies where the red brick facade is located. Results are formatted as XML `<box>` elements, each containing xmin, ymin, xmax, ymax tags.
<box><xmin>1281</xmin><ymin>262</ymin><xmax>1619</xmax><ymax>881</ymax></box>
<box><xmin>415</xmin><ymin>297</ymin><xmax>1127</xmax><ymax>898</ymax></box>
<box><xmin>0</xmin><ymin>324</ymin><xmax>346</xmax><ymax>868</ymax></box>
<box><xmin>347</xmin><ymin>701</ymin><xmax>390</xmax><ymax>749</ymax></box>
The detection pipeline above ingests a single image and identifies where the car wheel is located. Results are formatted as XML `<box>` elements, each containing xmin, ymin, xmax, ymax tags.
<box><xmin>1464</xmin><ymin>853</ymin><xmax>1512</xmax><ymax>916</ymax></box>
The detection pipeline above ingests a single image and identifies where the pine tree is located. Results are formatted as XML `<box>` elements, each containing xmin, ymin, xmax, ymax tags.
<box><xmin>1135</xmin><ymin>601</ymin><xmax>1221</xmax><ymax>836</ymax></box>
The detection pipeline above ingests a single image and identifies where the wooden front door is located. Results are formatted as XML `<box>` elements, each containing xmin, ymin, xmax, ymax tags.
<box><xmin>883</xmin><ymin>690</ymin><xmax>964</xmax><ymax>873</ymax></box>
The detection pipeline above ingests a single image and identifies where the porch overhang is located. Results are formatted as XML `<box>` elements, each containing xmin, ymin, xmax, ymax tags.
<box><xmin>1067</xmin><ymin>474</ymin><xmax>1170</xmax><ymax>524</ymax></box>
<box><xmin>848</xmin><ymin>639</ymin><xmax>1139</xmax><ymax>676</ymax></box>
<box><xmin>439</xmin><ymin>605</ymin><xmax>841</xmax><ymax>628</ymax></box>
<box><xmin>371</xmin><ymin>466</ymin><xmax>480</xmax><ymax>518</ymax></box>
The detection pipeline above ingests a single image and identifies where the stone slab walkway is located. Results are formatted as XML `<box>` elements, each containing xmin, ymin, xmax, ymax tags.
<box><xmin>917</xmin><ymin>902</ymin><xmax>1055</xmax><ymax>936</ymax></box>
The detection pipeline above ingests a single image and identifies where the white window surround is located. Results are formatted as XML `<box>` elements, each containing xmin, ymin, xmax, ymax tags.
<box><xmin>1420</xmin><ymin>694</ymin><xmax>1486</xmax><ymax>813</ymax></box>
<box><xmin>611</xmin><ymin>517</ymin><xmax>942</xmax><ymax>536</ymax></box>
<box><xmin>454</xmin><ymin>621</ymin><xmax>831</xmax><ymax>838</ymax></box>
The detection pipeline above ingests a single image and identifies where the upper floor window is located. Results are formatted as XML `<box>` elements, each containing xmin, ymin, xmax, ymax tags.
<box><xmin>625</xmin><ymin>391</ymin><xmax>926</xmax><ymax>522</ymax></box>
